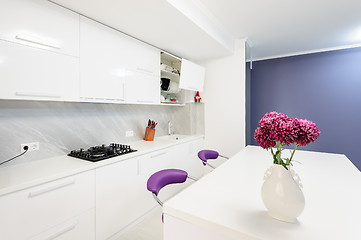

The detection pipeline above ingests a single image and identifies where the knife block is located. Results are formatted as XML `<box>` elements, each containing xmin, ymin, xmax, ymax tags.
<box><xmin>144</xmin><ymin>127</ymin><xmax>155</xmax><ymax>141</ymax></box>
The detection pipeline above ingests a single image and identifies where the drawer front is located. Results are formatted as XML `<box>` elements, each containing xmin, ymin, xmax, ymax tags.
<box><xmin>0</xmin><ymin>170</ymin><xmax>95</xmax><ymax>240</ymax></box>
<box><xmin>29</xmin><ymin>208</ymin><xmax>95</xmax><ymax>240</ymax></box>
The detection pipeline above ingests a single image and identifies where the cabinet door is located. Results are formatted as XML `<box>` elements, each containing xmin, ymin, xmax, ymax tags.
<box><xmin>184</xmin><ymin>139</ymin><xmax>205</xmax><ymax>179</ymax></box>
<box><xmin>179</xmin><ymin>59</ymin><xmax>205</xmax><ymax>92</ymax></box>
<box><xmin>0</xmin><ymin>0</ymin><xmax>79</xmax><ymax>57</ymax></box>
<box><xmin>138</xmin><ymin>149</ymin><xmax>175</xmax><ymax>207</ymax></box>
<box><xmin>0</xmin><ymin>41</ymin><xmax>79</xmax><ymax>101</ymax></box>
<box><xmin>80</xmin><ymin>17</ymin><xmax>126</xmax><ymax>103</ymax></box>
<box><xmin>125</xmin><ymin>69</ymin><xmax>160</xmax><ymax>104</ymax></box>
<box><xmin>130</xmin><ymin>41</ymin><xmax>160</xmax><ymax>76</ymax></box>
<box><xmin>166</xmin><ymin>140</ymin><xmax>204</xmax><ymax>190</ymax></box>
<box><xmin>29</xmin><ymin>209</ymin><xmax>95</xmax><ymax>240</ymax></box>
<box><xmin>0</xmin><ymin>171</ymin><xmax>95</xmax><ymax>240</ymax></box>
<box><xmin>96</xmin><ymin>158</ymin><xmax>141</xmax><ymax>240</ymax></box>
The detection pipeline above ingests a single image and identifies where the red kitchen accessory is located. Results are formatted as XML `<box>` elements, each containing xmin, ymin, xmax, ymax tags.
<box><xmin>194</xmin><ymin>91</ymin><xmax>202</xmax><ymax>103</ymax></box>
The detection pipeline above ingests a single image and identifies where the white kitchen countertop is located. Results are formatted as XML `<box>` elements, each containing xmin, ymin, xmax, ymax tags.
<box><xmin>0</xmin><ymin>134</ymin><xmax>204</xmax><ymax>196</ymax></box>
<box><xmin>163</xmin><ymin>145</ymin><xmax>361</xmax><ymax>240</ymax></box>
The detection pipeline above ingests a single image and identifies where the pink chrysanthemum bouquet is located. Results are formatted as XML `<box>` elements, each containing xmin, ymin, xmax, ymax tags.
<box><xmin>254</xmin><ymin>112</ymin><xmax>320</xmax><ymax>169</ymax></box>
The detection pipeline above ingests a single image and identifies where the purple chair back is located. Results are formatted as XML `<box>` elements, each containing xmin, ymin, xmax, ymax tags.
<box><xmin>198</xmin><ymin>150</ymin><xmax>219</xmax><ymax>165</ymax></box>
<box><xmin>147</xmin><ymin>169</ymin><xmax>188</xmax><ymax>196</ymax></box>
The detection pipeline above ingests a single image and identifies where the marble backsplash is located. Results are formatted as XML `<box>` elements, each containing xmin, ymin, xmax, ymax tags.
<box><xmin>0</xmin><ymin>100</ymin><xmax>204</xmax><ymax>167</ymax></box>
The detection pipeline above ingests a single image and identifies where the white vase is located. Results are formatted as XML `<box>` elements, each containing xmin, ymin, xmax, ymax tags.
<box><xmin>261</xmin><ymin>164</ymin><xmax>305</xmax><ymax>223</ymax></box>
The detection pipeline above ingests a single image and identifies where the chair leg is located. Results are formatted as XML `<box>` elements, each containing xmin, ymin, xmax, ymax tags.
<box><xmin>206</xmin><ymin>162</ymin><xmax>216</xmax><ymax>169</ymax></box>
<box><xmin>187</xmin><ymin>175</ymin><xmax>198</xmax><ymax>181</ymax></box>
<box><xmin>152</xmin><ymin>193</ymin><xmax>163</xmax><ymax>206</ymax></box>
<box><xmin>219</xmin><ymin>154</ymin><xmax>229</xmax><ymax>159</ymax></box>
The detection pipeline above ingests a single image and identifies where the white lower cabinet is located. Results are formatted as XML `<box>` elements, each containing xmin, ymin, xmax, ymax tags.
<box><xmin>29</xmin><ymin>208</ymin><xmax>95</xmax><ymax>240</ymax></box>
<box><xmin>160</xmin><ymin>140</ymin><xmax>204</xmax><ymax>194</ymax></box>
<box><xmin>138</xmin><ymin>139</ymin><xmax>204</xmax><ymax>206</ymax></box>
<box><xmin>181</xmin><ymin>139</ymin><xmax>205</xmax><ymax>178</ymax></box>
<box><xmin>138</xmin><ymin>149</ymin><xmax>173</xmax><ymax>207</ymax></box>
<box><xmin>0</xmin><ymin>170</ymin><xmax>95</xmax><ymax>240</ymax></box>
<box><xmin>95</xmin><ymin>138</ymin><xmax>204</xmax><ymax>239</ymax></box>
<box><xmin>0</xmin><ymin>138</ymin><xmax>203</xmax><ymax>240</ymax></box>
<box><xmin>95</xmin><ymin>158</ymin><xmax>143</xmax><ymax>240</ymax></box>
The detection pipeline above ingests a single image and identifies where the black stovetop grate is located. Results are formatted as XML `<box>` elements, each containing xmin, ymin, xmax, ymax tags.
<box><xmin>68</xmin><ymin>143</ymin><xmax>137</xmax><ymax>162</ymax></box>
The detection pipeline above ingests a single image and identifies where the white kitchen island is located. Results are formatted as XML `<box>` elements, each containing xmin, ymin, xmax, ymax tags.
<box><xmin>163</xmin><ymin>145</ymin><xmax>361</xmax><ymax>240</ymax></box>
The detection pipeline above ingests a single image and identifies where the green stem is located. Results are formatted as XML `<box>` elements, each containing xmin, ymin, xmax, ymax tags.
<box><xmin>289</xmin><ymin>143</ymin><xmax>299</xmax><ymax>162</ymax></box>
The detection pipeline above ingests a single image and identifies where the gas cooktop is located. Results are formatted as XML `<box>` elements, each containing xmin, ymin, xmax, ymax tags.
<box><xmin>68</xmin><ymin>143</ymin><xmax>137</xmax><ymax>162</ymax></box>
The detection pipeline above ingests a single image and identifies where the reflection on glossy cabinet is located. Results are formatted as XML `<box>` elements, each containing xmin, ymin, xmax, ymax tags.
<box><xmin>138</xmin><ymin>149</ymin><xmax>174</xmax><ymax>204</ymax></box>
<box><xmin>80</xmin><ymin>16</ymin><xmax>160</xmax><ymax>104</ymax></box>
<box><xmin>0</xmin><ymin>0</ymin><xmax>80</xmax><ymax>56</ymax></box>
<box><xmin>80</xmin><ymin>16</ymin><xmax>126</xmax><ymax>103</ymax></box>
<box><xmin>96</xmin><ymin>158</ymin><xmax>143</xmax><ymax>240</ymax></box>
<box><xmin>29</xmin><ymin>209</ymin><xmax>95</xmax><ymax>240</ymax></box>
<box><xmin>125</xmin><ymin>69</ymin><xmax>160</xmax><ymax>104</ymax></box>
<box><xmin>0</xmin><ymin>170</ymin><xmax>95</xmax><ymax>240</ymax></box>
<box><xmin>168</xmin><ymin>139</ymin><xmax>204</xmax><ymax>180</ymax></box>
<box><xmin>0</xmin><ymin>41</ymin><xmax>79</xmax><ymax>102</ymax></box>
<box><xmin>0</xmin><ymin>0</ymin><xmax>80</xmax><ymax>102</ymax></box>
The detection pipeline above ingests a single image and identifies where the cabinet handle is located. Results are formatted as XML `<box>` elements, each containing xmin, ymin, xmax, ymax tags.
<box><xmin>16</xmin><ymin>92</ymin><xmax>61</xmax><ymax>98</ymax></box>
<box><xmin>104</xmin><ymin>98</ymin><xmax>125</xmax><ymax>102</ymax></box>
<box><xmin>137</xmin><ymin>100</ymin><xmax>153</xmax><ymax>103</ymax></box>
<box><xmin>44</xmin><ymin>221</ymin><xmax>77</xmax><ymax>240</ymax></box>
<box><xmin>122</xmin><ymin>82</ymin><xmax>126</xmax><ymax>101</ymax></box>
<box><xmin>136</xmin><ymin>67</ymin><xmax>153</xmax><ymax>74</ymax></box>
<box><xmin>151</xmin><ymin>152</ymin><xmax>167</xmax><ymax>158</ymax></box>
<box><xmin>15</xmin><ymin>35</ymin><xmax>61</xmax><ymax>49</ymax></box>
<box><xmin>28</xmin><ymin>178</ymin><xmax>75</xmax><ymax>198</ymax></box>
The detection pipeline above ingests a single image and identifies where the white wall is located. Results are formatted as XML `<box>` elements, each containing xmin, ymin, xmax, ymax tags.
<box><xmin>200</xmin><ymin>39</ymin><xmax>246</xmax><ymax>159</ymax></box>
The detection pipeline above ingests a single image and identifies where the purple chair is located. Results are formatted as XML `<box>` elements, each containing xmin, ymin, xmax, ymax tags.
<box><xmin>147</xmin><ymin>169</ymin><xmax>197</xmax><ymax>206</ymax></box>
<box><xmin>198</xmin><ymin>150</ymin><xmax>229</xmax><ymax>169</ymax></box>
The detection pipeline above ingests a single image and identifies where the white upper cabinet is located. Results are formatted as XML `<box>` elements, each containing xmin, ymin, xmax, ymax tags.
<box><xmin>179</xmin><ymin>59</ymin><xmax>205</xmax><ymax>92</ymax></box>
<box><xmin>129</xmin><ymin>41</ymin><xmax>160</xmax><ymax>76</ymax></box>
<box><xmin>80</xmin><ymin>16</ymin><xmax>160</xmax><ymax>104</ymax></box>
<box><xmin>0</xmin><ymin>41</ymin><xmax>79</xmax><ymax>101</ymax></box>
<box><xmin>0</xmin><ymin>0</ymin><xmax>79</xmax><ymax>57</ymax></box>
<box><xmin>0</xmin><ymin>0</ymin><xmax>80</xmax><ymax>102</ymax></box>
<box><xmin>125</xmin><ymin>69</ymin><xmax>160</xmax><ymax>104</ymax></box>
<box><xmin>80</xmin><ymin>16</ymin><xmax>126</xmax><ymax>103</ymax></box>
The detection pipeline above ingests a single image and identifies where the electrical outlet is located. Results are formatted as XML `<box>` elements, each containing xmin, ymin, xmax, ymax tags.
<box><xmin>125</xmin><ymin>130</ymin><xmax>134</xmax><ymax>137</ymax></box>
<box><xmin>21</xmin><ymin>142</ymin><xmax>39</xmax><ymax>153</ymax></box>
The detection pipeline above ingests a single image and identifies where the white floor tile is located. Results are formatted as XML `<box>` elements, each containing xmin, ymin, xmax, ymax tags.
<box><xmin>116</xmin><ymin>207</ymin><xmax>163</xmax><ymax>240</ymax></box>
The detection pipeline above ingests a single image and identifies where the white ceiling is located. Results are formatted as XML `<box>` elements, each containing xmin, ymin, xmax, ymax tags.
<box><xmin>50</xmin><ymin>0</ymin><xmax>361</xmax><ymax>61</ymax></box>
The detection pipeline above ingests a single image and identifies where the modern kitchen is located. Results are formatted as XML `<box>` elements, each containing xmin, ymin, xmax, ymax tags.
<box><xmin>1</xmin><ymin>0</ymin><xmax>361</xmax><ymax>240</ymax></box>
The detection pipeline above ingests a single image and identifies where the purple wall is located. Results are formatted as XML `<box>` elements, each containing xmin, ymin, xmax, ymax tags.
<box><xmin>248</xmin><ymin>47</ymin><xmax>361</xmax><ymax>170</ymax></box>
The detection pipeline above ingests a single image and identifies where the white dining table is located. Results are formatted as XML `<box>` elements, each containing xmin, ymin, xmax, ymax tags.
<box><xmin>163</xmin><ymin>145</ymin><xmax>361</xmax><ymax>240</ymax></box>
